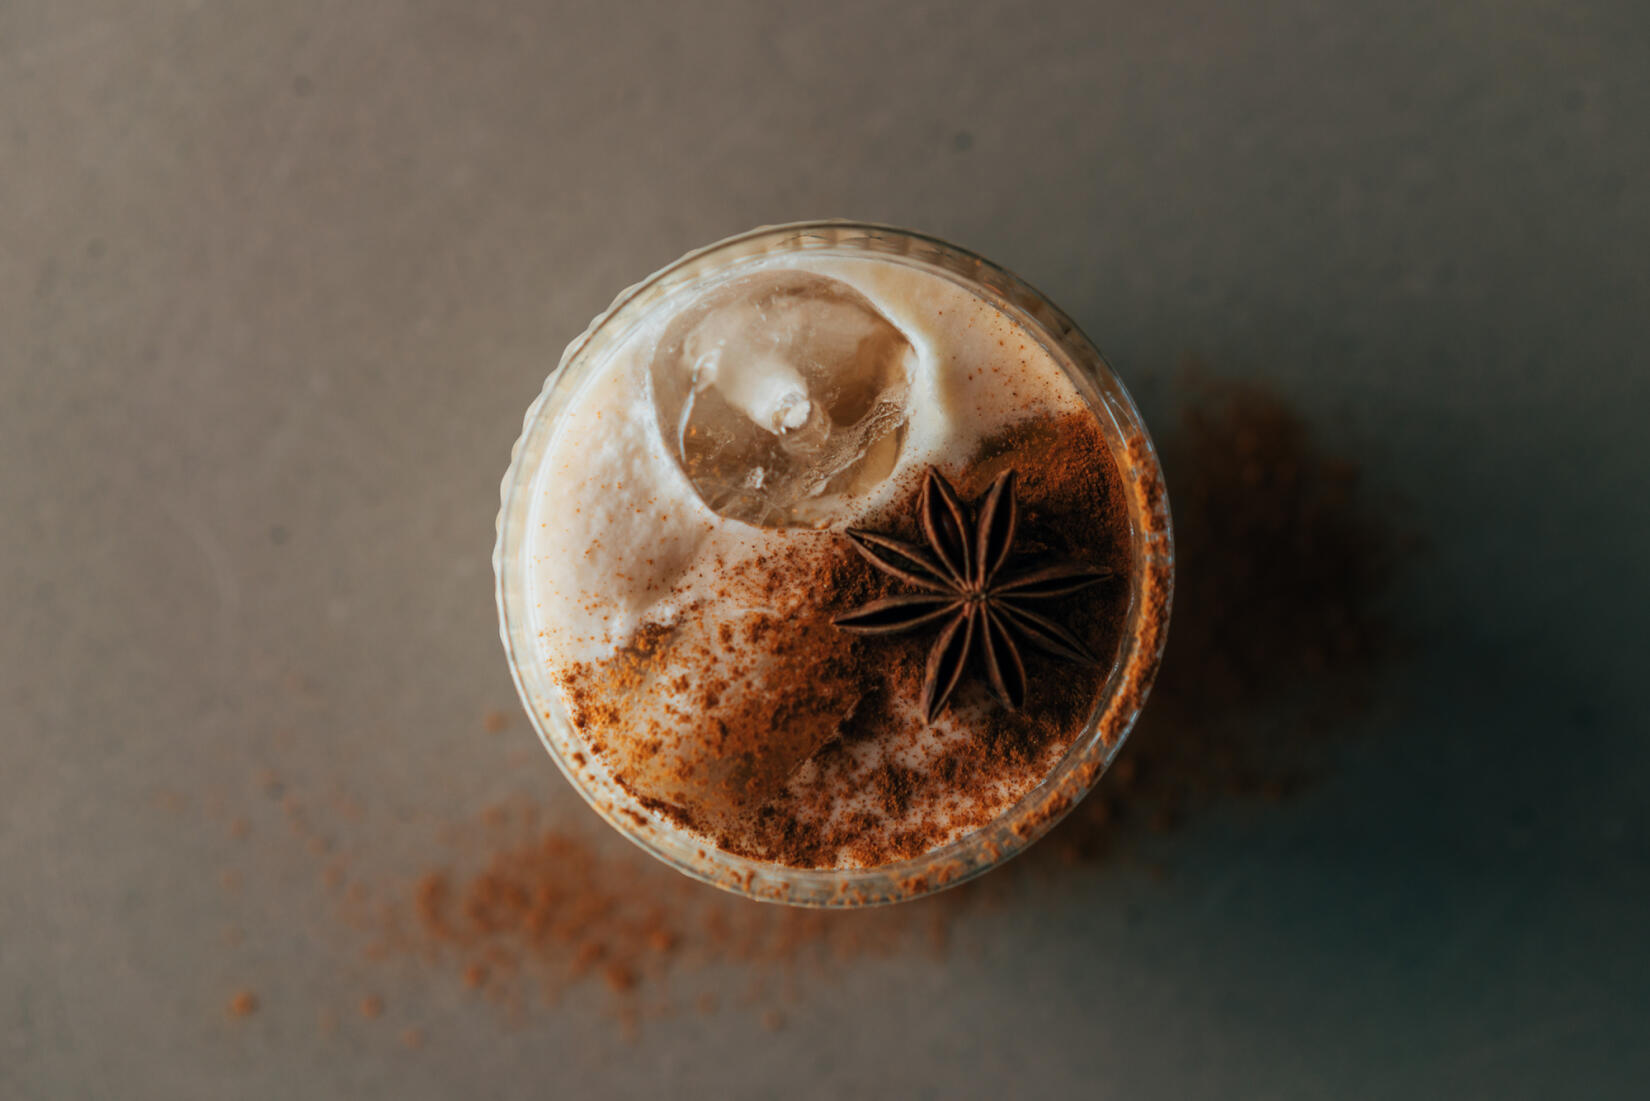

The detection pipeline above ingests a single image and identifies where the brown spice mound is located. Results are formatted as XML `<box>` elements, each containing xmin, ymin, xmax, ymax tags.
<box><xmin>557</xmin><ymin>410</ymin><xmax>1133</xmax><ymax>869</ymax></box>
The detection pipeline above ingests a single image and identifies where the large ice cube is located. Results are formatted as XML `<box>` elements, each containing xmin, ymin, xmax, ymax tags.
<box><xmin>649</xmin><ymin>271</ymin><xmax>913</xmax><ymax>526</ymax></box>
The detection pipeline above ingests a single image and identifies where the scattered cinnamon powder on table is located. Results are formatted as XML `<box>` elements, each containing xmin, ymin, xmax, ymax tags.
<box><xmin>392</xmin><ymin>799</ymin><xmax>946</xmax><ymax>1015</ymax></box>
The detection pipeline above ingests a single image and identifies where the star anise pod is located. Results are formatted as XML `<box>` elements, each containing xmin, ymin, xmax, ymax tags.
<box><xmin>832</xmin><ymin>467</ymin><xmax>1114</xmax><ymax>722</ymax></box>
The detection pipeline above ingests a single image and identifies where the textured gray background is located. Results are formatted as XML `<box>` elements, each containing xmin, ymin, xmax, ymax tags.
<box><xmin>4</xmin><ymin>1</ymin><xmax>1649</xmax><ymax>1097</ymax></box>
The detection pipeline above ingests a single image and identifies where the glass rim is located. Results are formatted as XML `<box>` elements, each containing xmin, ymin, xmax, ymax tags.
<box><xmin>494</xmin><ymin>220</ymin><xmax>1174</xmax><ymax>908</ymax></box>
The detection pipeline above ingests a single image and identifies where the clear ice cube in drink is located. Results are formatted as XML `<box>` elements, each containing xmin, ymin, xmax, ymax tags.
<box><xmin>649</xmin><ymin>271</ymin><xmax>913</xmax><ymax>526</ymax></box>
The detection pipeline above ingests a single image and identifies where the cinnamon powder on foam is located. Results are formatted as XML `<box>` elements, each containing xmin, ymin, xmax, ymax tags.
<box><xmin>557</xmin><ymin>409</ymin><xmax>1134</xmax><ymax>870</ymax></box>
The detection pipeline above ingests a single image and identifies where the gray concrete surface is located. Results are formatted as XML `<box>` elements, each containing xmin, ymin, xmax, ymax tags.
<box><xmin>4</xmin><ymin>1</ymin><xmax>1648</xmax><ymax>1097</ymax></box>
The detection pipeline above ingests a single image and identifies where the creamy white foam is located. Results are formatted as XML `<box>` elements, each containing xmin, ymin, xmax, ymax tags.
<box><xmin>524</xmin><ymin>253</ymin><xmax>1087</xmax><ymax>666</ymax></box>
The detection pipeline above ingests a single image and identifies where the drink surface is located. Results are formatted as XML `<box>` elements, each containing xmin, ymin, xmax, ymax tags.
<box><xmin>522</xmin><ymin>250</ymin><xmax>1134</xmax><ymax>870</ymax></box>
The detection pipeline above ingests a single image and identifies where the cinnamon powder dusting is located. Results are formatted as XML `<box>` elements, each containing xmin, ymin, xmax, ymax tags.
<box><xmin>556</xmin><ymin>411</ymin><xmax>1136</xmax><ymax>870</ymax></box>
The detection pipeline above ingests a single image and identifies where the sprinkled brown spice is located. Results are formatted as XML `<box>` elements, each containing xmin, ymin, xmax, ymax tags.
<box><xmin>225</xmin><ymin>990</ymin><xmax>259</xmax><ymax>1019</ymax></box>
<box><xmin>386</xmin><ymin>804</ymin><xmax>955</xmax><ymax>1016</ymax></box>
<box><xmin>554</xmin><ymin>410</ymin><xmax>1134</xmax><ymax>871</ymax></box>
<box><xmin>603</xmin><ymin>963</ymin><xmax>637</xmax><ymax>992</ymax></box>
